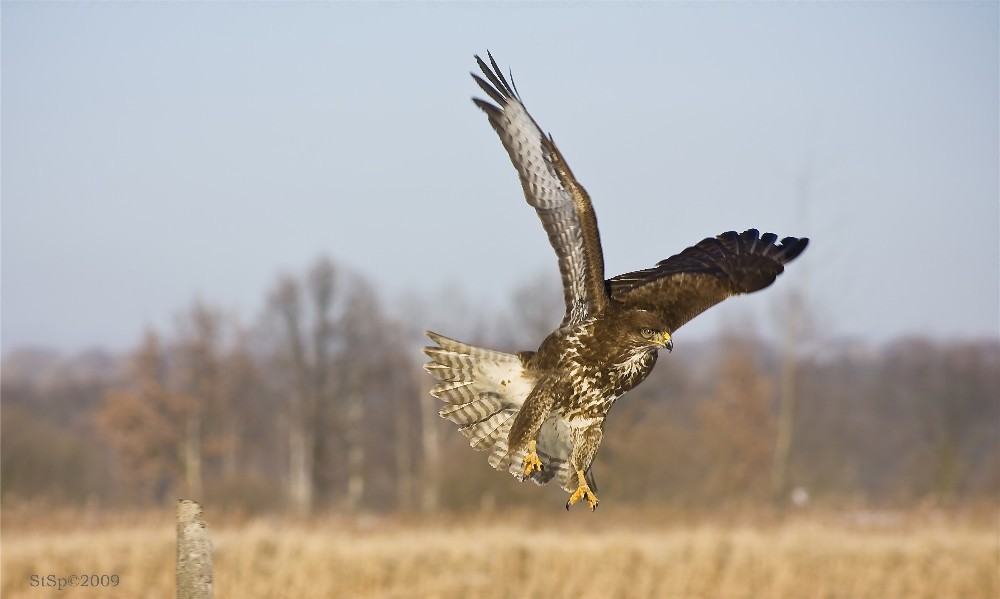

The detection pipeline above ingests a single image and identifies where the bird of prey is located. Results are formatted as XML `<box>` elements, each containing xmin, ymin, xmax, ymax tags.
<box><xmin>423</xmin><ymin>53</ymin><xmax>808</xmax><ymax>510</ymax></box>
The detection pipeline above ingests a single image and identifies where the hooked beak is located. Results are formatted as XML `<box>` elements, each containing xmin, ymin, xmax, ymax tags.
<box><xmin>656</xmin><ymin>332</ymin><xmax>673</xmax><ymax>352</ymax></box>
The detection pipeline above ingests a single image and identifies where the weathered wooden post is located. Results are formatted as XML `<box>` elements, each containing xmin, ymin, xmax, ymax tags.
<box><xmin>176</xmin><ymin>499</ymin><xmax>213</xmax><ymax>599</ymax></box>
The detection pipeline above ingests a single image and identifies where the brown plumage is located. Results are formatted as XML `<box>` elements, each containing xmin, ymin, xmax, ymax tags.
<box><xmin>424</xmin><ymin>52</ymin><xmax>808</xmax><ymax>510</ymax></box>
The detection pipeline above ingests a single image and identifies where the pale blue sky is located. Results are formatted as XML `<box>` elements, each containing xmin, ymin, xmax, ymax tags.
<box><xmin>2</xmin><ymin>2</ymin><xmax>998</xmax><ymax>351</ymax></box>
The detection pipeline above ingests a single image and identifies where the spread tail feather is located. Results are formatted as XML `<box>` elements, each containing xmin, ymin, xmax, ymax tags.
<box><xmin>422</xmin><ymin>331</ymin><xmax>593</xmax><ymax>491</ymax></box>
<box><xmin>423</xmin><ymin>331</ymin><xmax>537</xmax><ymax>478</ymax></box>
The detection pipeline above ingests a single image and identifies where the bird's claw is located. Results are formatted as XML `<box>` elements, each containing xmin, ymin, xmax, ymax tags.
<box><xmin>565</xmin><ymin>485</ymin><xmax>599</xmax><ymax>511</ymax></box>
<box><xmin>522</xmin><ymin>440</ymin><xmax>543</xmax><ymax>477</ymax></box>
<box><xmin>565</xmin><ymin>470</ymin><xmax>599</xmax><ymax>511</ymax></box>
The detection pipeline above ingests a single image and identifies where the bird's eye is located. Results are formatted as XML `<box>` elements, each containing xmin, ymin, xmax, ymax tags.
<box><xmin>640</xmin><ymin>328</ymin><xmax>654</xmax><ymax>338</ymax></box>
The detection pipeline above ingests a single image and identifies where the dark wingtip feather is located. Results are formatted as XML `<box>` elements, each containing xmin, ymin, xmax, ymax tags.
<box><xmin>779</xmin><ymin>237</ymin><xmax>809</xmax><ymax>263</ymax></box>
<box><xmin>474</xmin><ymin>51</ymin><xmax>516</xmax><ymax>101</ymax></box>
<box><xmin>471</xmin><ymin>97</ymin><xmax>493</xmax><ymax>110</ymax></box>
<box><xmin>487</xmin><ymin>52</ymin><xmax>508</xmax><ymax>91</ymax></box>
<box><xmin>717</xmin><ymin>231</ymin><xmax>741</xmax><ymax>255</ymax></box>
<box><xmin>740</xmin><ymin>229</ymin><xmax>761</xmax><ymax>254</ymax></box>
<box><xmin>471</xmin><ymin>73</ymin><xmax>507</xmax><ymax>106</ymax></box>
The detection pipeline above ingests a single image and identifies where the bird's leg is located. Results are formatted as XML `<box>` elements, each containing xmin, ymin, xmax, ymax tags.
<box><xmin>523</xmin><ymin>439</ymin><xmax>543</xmax><ymax>476</ymax></box>
<box><xmin>506</xmin><ymin>384</ymin><xmax>555</xmax><ymax>477</ymax></box>
<box><xmin>566</xmin><ymin>424</ymin><xmax>602</xmax><ymax>511</ymax></box>
<box><xmin>566</xmin><ymin>469</ymin><xmax>599</xmax><ymax>511</ymax></box>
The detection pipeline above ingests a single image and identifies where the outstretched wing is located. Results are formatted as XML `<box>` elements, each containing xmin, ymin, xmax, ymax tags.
<box><xmin>608</xmin><ymin>229</ymin><xmax>808</xmax><ymax>333</ymax></box>
<box><xmin>472</xmin><ymin>52</ymin><xmax>608</xmax><ymax>328</ymax></box>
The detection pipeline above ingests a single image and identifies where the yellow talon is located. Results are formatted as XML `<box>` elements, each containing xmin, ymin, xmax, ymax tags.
<box><xmin>523</xmin><ymin>440</ymin><xmax>543</xmax><ymax>477</ymax></box>
<box><xmin>565</xmin><ymin>469</ymin><xmax>599</xmax><ymax>511</ymax></box>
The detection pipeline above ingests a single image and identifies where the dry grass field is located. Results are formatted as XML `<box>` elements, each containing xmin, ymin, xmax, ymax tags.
<box><xmin>2</xmin><ymin>505</ymin><xmax>996</xmax><ymax>599</ymax></box>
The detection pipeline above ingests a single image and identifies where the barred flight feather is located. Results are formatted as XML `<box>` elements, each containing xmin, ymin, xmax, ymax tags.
<box><xmin>462</xmin><ymin>410</ymin><xmax>514</xmax><ymax>451</ymax></box>
<box><xmin>423</xmin><ymin>331</ymin><xmax>538</xmax><ymax>475</ymax></box>
<box><xmin>439</xmin><ymin>393</ymin><xmax>504</xmax><ymax>426</ymax></box>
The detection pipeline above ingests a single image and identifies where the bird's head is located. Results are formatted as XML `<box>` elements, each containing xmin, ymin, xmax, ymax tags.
<box><xmin>623</xmin><ymin>309</ymin><xmax>673</xmax><ymax>353</ymax></box>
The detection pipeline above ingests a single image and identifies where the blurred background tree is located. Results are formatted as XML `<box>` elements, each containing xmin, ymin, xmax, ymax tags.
<box><xmin>3</xmin><ymin>256</ymin><xmax>997</xmax><ymax>514</ymax></box>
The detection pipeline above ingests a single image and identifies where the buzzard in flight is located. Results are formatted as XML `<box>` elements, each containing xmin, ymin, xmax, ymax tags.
<box><xmin>424</xmin><ymin>53</ymin><xmax>808</xmax><ymax>510</ymax></box>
